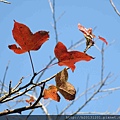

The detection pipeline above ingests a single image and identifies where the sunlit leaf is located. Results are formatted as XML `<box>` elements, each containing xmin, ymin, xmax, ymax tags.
<box><xmin>8</xmin><ymin>20</ymin><xmax>49</xmax><ymax>54</ymax></box>
<box><xmin>43</xmin><ymin>85</ymin><xmax>60</xmax><ymax>102</ymax></box>
<box><xmin>98</xmin><ymin>36</ymin><xmax>108</xmax><ymax>45</ymax></box>
<box><xmin>54</xmin><ymin>42</ymin><xmax>94</xmax><ymax>72</ymax></box>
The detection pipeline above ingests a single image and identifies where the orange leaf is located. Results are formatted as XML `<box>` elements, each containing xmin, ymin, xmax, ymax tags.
<box><xmin>26</xmin><ymin>96</ymin><xmax>34</xmax><ymax>104</ymax></box>
<box><xmin>54</xmin><ymin>42</ymin><xmax>94</xmax><ymax>72</ymax></box>
<box><xmin>55</xmin><ymin>68</ymin><xmax>76</xmax><ymax>100</ymax></box>
<box><xmin>98</xmin><ymin>36</ymin><xmax>108</xmax><ymax>45</ymax></box>
<box><xmin>43</xmin><ymin>85</ymin><xmax>60</xmax><ymax>102</ymax></box>
<box><xmin>8</xmin><ymin>20</ymin><xmax>49</xmax><ymax>54</ymax></box>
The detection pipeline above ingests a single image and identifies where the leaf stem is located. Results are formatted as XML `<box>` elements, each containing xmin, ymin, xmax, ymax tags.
<box><xmin>28</xmin><ymin>51</ymin><xmax>35</xmax><ymax>75</ymax></box>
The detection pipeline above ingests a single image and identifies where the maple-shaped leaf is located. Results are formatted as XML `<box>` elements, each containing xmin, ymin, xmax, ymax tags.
<box><xmin>26</xmin><ymin>96</ymin><xmax>34</xmax><ymax>104</ymax></box>
<box><xmin>43</xmin><ymin>85</ymin><xmax>60</xmax><ymax>102</ymax></box>
<box><xmin>55</xmin><ymin>68</ymin><xmax>76</xmax><ymax>100</ymax></box>
<box><xmin>54</xmin><ymin>42</ymin><xmax>94</xmax><ymax>72</ymax></box>
<box><xmin>8</xmin><ymin>20</ymin><xmax>49</xmax><ymax>54</ymax></box>
<box><xmin>98</xmin><ymin>36</ymin><xmax>108</xmax><ymax>45</ymax></box>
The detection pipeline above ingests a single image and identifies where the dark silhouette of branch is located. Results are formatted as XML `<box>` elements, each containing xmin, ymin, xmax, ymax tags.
<box><xmin>0</xmin><ymin>83</ymin><xmax>45</xmax><ymax>116</ymax></box>
<box><xmin>28</xmin><ymin>51</ymin><xmax>35</xmax><ymax>75</ymax></box>
<box><xmin>0</xmin><ymin>105</ymin><xmax>42</xmax><ymax>116</ymax></box>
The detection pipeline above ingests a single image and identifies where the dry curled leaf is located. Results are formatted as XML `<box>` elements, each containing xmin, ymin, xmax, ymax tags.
<box><xmin>78</xmin><ymin>23</ymin><xmax>95</xmax><ymax>39</ymax></box>
<box><xmin>8</xmin><ymin>20</ymin><xmax>49</xmax><ymax>54</ymax></box>
<box><xmin>55</xmin><ymin>68</ymin><xmax>76</xmax><ymax>100</ymax></box>
<box><xmin>43</xmin><ymin>85</ymin><xmax>60</xmax><ymax>102</ymax></box>
<box><xmin>78</xmin><ymin>23</ymin><xmax>108</xmax><ymax>53</ymax></box>
<box><xmin>54</xmin><ymin>42</ymin><xmax>94</xmax><ymax>72</ymax></box>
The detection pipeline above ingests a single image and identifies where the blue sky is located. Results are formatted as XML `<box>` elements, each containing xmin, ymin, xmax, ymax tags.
<box><xmin>0</xmin><ymin>0</ymin><xmax>120</xmax><ymax>115</ymax></box>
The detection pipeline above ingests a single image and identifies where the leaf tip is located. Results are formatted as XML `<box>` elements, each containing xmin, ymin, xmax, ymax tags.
<box><xmin>98</xmin><ymin>36</ymin><xmax>108</xmax><ymax>45</ymax></box>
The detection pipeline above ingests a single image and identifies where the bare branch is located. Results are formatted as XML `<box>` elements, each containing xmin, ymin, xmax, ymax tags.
<box><xmin>28</xmin><ymin>51</ymin><xmax>35</xmax><ymax>75</ymax></box>
<box><xmin>48</xmin><ymin>0</ymin><xmax>53</xmax><ymax>13</ymax></box>
<box><xmin>0</xmin><ymin>61</ymin><xmax>10</xmax><ymax>97</ymax></box>
<box><xmin>0</xmin><ymin>104</ymin><xmax>42</xmax><ymax>116</ymax></box>
<box><xmin>48</xmin><ymin>0</ymin><xmax>58</xmax><ymax>43</ymax></box>
<box><xmin>101</xmin><ymin>43</ymin><xmax>104</xmax><ymax>82</ymax></box>
<box><xmin>109</xmin><ymin>0</ymin><xmax>120</xmax><ymax>16</ymax></box>
<box><xmin>0</xmin><ymin>0</ymin><xmax>11</xmax><ymax>4</ymax></box>
<box><xmin>100</xmin><ymin>86</ymin><xmax>120</xmax><ymax>92</ymax></box>
<box><xmin>66</xmin><ymin>73</ymin><xmax>112</xmax><ymax>119</ymax></box>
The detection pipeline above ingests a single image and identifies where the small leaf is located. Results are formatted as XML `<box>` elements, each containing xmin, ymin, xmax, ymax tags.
<box><xmin>98</xmin><ymin>36</ymin><xmax>108</xmax><ymax>45</ymax></box>
<box><xmin>55</xmin><ymin>68</ymin><xmax>68</xmax><ymax>87</ymax></box>
<box><xmin>8</xmin><ymin>20</ymin><xmax>49</xmax><ymax>54</ymax></box>
<box><xmin>55</xmin><ymin>69</ymin><xmax>76</xmax><ymax>100</ymax></box>
<box><xmin>43</xmin><ymin>85</ymin><xmax>60</xmax><ymax>102</ymax></box>
<box><xmin>54</xmin><ymin>42</ymin><xmax>94</xmax><ymax>72</ymax></box>
<box><xmin>26</xmin><ymin>96</ymin><xmax>34</xmax><ymax>104</ymax></box>
<box><xmin>58</xmin><ymin>82</ymin><xmax>76</xmax><ymax>100</ymax></box>
<box><xmin>78</xmin><ymin>23</ymin><xmax>95</xmax><ymax>39</ymax></box>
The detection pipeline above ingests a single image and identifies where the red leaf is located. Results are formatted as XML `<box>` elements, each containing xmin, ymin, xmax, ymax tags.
<box><xmin>98</xmin><ymin>36</ymin><xmax>108</xmax><ymax>45</ymax></box>
<box><xmin>8</xmin><ymin>20</ymin><xmax>49</xmax><ymax>54</ymax></box>
<box><xmin>43</xmin><ymin>85</ymin><xmax>60</xmax><ymax>102</ymax></box>
<box><xmin>26</xmin><ymin>96</ymin><xmax>34</xmax><ymax>104</ymax></box>
<box><xmin>54</xmin><ymin>42</ymin><xmax>94</xmax><ymax>72</ymax></box>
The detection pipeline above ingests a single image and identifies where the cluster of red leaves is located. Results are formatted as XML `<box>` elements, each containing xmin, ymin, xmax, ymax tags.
<box><xmin>8</xmin><ymin>21</ymin><xmax>107</xmax><ymax>102</ymax></box>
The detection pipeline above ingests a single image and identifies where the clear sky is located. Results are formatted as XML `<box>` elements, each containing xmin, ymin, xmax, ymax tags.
<box><xmin>0</xmin><ymin>0</ymin><xmax>120</xmax><ymax>115</ymax></box>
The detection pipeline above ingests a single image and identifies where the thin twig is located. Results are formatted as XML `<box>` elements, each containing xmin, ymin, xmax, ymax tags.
<box><xmin>0</xmin><ymin>74</ymin><xmax>36</xmax><ymax>103</ymax></box>
<box><xmin>36</xmin><ymin>57</ymin><xmax>56</xmax><ymax>83</ymax></box>
<box><xmin>85</xmin><ymin>74</ymin><xmax>89</xmax><ymax>101</ymax></box>
<box><xmin>0</xmin><ymin>83</ymin><xmax>45</xmax><ymax>116</ymax></box>
<box><xmin>9</xmin><ymin>81</ymin><xmax>12</xmax><ymax>95</ymax></box>
<box><xmin>53</xmin><ymin>0</ymin><xmax>58</xmax><ymax>43</ymax></box>
<box><xmin>48</xmin><ymin>0</ymin><xmax>58</xmax><ymax>43</ymax></box>
<box><xmin>0</xmin><ymin>0</ymin><xmax>11</xmax><ymax>4</ymax></box>
<box><xmin>12</xmin><ymin>77</ymin><xmax>24</xmax><ymax>91</ymax></box>
<box><xmin>100</xmin><ymin>86</ymin><xmax>120</xmax><ymax>92</ymax></box>
<box><xmin>0</xmin><ymin>104</ymin><xmax>42</xmax><ymax>116</ymax></box>
<box><xmin>65</xmin><ymin>73</ymin><xmax>111</xmax><ymax>120</ymax></box>
<box><xmin>28</xmin><ymin>51</ymin><xmax>35</xmax><ymax>75</ymax></box>
<box><xmin>101</xmin><ymin>43</ymin><xmax>104</xmax><ymax>82</ymax></box>
<box><xmin>59</xmin><ymin>79</ymin><xmax>103</xmax><ymax>115</ymax></box>
<box><xmin>48</xmin><ymin>0</ymin><xmax>53</xmax><ymax>13</ymax></box>
<box><xmin>109</xmin><ymin>0</ymin><xmax>120</xmax><ymax>16</ymax></box>
<box><xmin>0</xmin><ymin>61</ymin><xmax>10</xmax><ymax>97</ymax></box>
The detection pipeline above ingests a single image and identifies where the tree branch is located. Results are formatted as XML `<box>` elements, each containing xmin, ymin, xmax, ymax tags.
<box><xmin>109</xmin><ymin>0</ymin><xmax>120</xmax><ymax>16</ymax></box>
<box><xmin>65</xmin><ymin>73</ymin><xmax>111</xmax><ymax>119</ymax></box>
<box><xmin>0</xmin><ymin>0</ymin><xmax>11</xmax><ymax>4</ymax></box>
